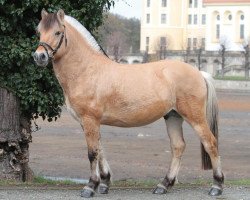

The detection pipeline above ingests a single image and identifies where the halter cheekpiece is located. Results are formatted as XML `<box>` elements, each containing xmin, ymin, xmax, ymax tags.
<box><xmin>38</xmin><ymin>25</ymin><xmax>67</xmax><ymax>59</ymax></box>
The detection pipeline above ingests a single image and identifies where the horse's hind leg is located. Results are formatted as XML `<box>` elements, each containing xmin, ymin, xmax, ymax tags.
<box><xmin>153</xmin><ymin>110</ymin><xmax>185</xmax><ymax>194</ymax></box>
<box><xmin>191</xmin><ymin>121</ymin><xmax>224</xmax><ymax>196</ymax></box>
<box><xmin>177</xmin><ymin>97</ymin><xmax>224</xmax><ymax>196</ymax></box>
<box><xmin>98</xmin><ymin>144</ymin><xmax>111</xmax><ymax>194</ymax></box>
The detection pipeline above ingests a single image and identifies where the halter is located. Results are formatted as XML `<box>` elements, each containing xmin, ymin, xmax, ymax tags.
<box><xmin>38</xmin><ymin>25</ymin><xmax>67</xmax><ymax>59</ymax></box>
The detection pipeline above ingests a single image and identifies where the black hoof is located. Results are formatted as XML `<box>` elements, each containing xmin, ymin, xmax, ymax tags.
<box><xmin>80</xmin><ymin>188</ymin><xmax>95</xmax><ymax>198</ymax></box>
<box><xmin>208</xmin><ymin>187</ymin><xmax>222</xmax><ymax>196</ymax></box>
<box><xmin>152</xmin><ymin>186</ymin><xmax>167</xmax><ymax>195</ymax></box>
<box><xmin>98</xmin><ymin>184</ymin><xmax>109</xmax><ymax>194</ymax></box>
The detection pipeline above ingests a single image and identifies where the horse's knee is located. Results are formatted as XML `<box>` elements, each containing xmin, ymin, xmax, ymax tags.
<box><xmin>172</xmin><ymin>141</ymin><xmax>186</xmax><ymax>158</ymax></box>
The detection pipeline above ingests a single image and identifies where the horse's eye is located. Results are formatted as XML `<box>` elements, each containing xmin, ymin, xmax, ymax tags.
<box><xmin>55</xmin><ymin>31</ymin><xmax>61</xmax><ymax>36</ymax></box>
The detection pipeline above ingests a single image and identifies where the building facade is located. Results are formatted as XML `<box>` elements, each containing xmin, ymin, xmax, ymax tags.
<box><xmin>140</xmin><ymin>0</ymin><xmax>250</xmax><ymax>53</ymax></box>
<box><xmin>204</xmin><ymin>0</ymin><xmax>250</xmax><ymax>51</ymax></box>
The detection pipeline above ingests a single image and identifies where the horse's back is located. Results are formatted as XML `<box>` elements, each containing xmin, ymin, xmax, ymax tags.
<box><xmin>119</xmin><ymin>59</ymin><xmax>206</xmax><ymax>98</ymax></box>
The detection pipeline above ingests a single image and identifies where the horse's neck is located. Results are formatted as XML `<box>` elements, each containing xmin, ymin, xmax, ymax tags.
<box><xmin>52</xmin><ymin>23</ymin><xmax>111</xmax><ymax>93</ymax></box>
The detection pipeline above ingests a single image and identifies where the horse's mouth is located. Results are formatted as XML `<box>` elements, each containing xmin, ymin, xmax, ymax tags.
<box><xmin>35</xmin><ymin>60</ymin><xmax>49</xmax><ymax>67</ymax></box>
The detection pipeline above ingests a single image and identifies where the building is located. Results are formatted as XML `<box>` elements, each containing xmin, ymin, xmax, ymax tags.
<box><xmin>140</xmin><ymin>0</ymin><xmax>250</xmax><ymax>53</ymax></box>
<box><xmin>204</xmin><ymin>0</ymin><xmax>250</xmax><ymax>51</ymax></box>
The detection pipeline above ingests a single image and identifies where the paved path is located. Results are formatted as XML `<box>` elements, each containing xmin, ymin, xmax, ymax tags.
<box><xmin>0</xmin><ymin>186</ymin><xmax>249</xmax><ymax>200</ymax></box>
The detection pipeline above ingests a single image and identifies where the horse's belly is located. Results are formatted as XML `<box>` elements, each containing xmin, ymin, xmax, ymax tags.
<box><xmin>101</xmin><ymin>101</ymin><xmax>171</xmax><ymax>127</ymax></box>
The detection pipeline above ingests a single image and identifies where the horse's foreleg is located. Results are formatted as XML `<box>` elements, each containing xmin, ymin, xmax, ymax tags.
<box><xmin>153</xmin><ymin>111</ymin><xmax>185</xmax><ymax>194</ymax></box>
<box><xmin>98</xmin><ymin>143</ymin><xmax>111</xmax><ymax>194</ymax></box>
<box><xmin>80</xmin><ymin>116</ymin><xmax>101</xmax><ymax>198</ymax></box>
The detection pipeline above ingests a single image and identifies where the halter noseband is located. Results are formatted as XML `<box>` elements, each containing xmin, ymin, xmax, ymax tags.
<box><xmin>38</xmin><ymin>25</ymin><xmax>67</xmax><ymax>59</ymax></box>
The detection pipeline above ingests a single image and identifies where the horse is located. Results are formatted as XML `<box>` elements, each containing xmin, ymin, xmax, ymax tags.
<box><xmin>33</xmin><ymin>9</ymin><xmax>224</xmax><ymax>198</ymax></box>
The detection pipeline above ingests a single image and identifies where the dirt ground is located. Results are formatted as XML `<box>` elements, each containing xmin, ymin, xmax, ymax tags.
<box><xmin>29</xmin><ymin>91</ymin><xmax>250</xmax><ymax>183</ymax></box>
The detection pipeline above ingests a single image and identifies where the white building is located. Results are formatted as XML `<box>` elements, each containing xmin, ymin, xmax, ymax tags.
<box><xmin>204</xmin><ymin>0</ymin><xmax>250</xmax><ymax>51</ymax></box>
<box><xmin>140</xmin><ymin>0</ymin><xmax>250</xmax><ymax>53</ymax></box>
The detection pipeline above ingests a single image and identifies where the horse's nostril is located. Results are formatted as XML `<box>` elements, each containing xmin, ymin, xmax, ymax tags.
<box><xmin>40</xmin><ymin>53</ymin><xmax>46</xmax><ymax>61</ymax></box>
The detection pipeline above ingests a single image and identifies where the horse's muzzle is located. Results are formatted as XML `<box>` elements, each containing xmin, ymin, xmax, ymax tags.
<box><xmin>33</xmin><ymin>52</ymin><xmax>49</xmax><ymax>67</ymax></box>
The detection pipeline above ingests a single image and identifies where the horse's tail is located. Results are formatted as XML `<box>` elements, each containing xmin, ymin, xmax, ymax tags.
<box><xmin>200</xmin><ymin>71</ymin><xmax>219</xmax><ymax>170</ymax></box>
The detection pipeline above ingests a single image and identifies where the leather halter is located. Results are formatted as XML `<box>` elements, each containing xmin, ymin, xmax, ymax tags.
<box><xmin>38</xmin><ymin>25</ymin><xmax>67</xmax><ymax>59</ymax></box>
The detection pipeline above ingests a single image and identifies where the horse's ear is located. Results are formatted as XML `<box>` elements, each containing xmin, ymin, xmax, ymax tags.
<box><xmin>57</xmin><ymin>9</ymin><xmax>65</xmax><ymax>25</ymax></box>
<box><xmin>41</xmin><ymin>9</ymin><xmax>48</xmax><ymax>19</ymax></box>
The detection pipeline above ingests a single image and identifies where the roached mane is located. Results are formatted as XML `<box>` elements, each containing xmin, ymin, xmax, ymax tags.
<box><xmin>65</xmin><ymin>15</ymin><xmax>102</xmax><ymax>53</ymax></box>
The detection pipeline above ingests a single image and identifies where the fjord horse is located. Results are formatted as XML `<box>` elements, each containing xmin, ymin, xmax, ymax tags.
<box><xmin>33</xmin><ymin>9</ymin><xmax>224</xmax><ymax>198</ymax></box>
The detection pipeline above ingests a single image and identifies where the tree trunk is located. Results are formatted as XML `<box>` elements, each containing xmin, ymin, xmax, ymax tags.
<box><xmin>0</xmin><ymin>87</ymin><xmax>33</xmax><ymax>181</ymax></box>
<box><xmin>245</xmin><ymin>45</ymin><xmax>249</xmax><ymax>79</ymax></box>
<box><xmin>220</xmin><ymin>45</ymin><xmax>226</xmax><ymax>78</ymax></box>
<box><xmin>197</xmin><ymin>49</ymin><xmax>202</xmax><ymax>71</ymax></box>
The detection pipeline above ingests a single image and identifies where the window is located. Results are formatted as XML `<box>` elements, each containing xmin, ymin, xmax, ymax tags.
<box><xmin>162</xmin><ymin>0</ymin><xmax>167</xmax><ymax>7</ymax></box>
<box><xmin>216</xmin><ymin>24</ymin><xmax>220</xmax><ymax>39</ymax></box>
<box><xmin>188</xmin><ymin>14</ymin><xmax>192</xmax><ymax>24</ymax></box>
<box><xmin>146</xmin><ymin>37</ymin><xmax>150</xmax><ymax>52</ymax></box>
<box><xmin>194</xmin><ymin>0</ymin><xmax>198</xmax><ymax>8</ymax></box>
<box><xmin>193</xmin><ymin>38</ymin><xmax>197</xmax><ymax>50</ymax></box>
<box><xmin>189</xmin><ymin>0</ymin><xmax>192</xmax><ymax>8</ymax></box>
<box><xmin>146</xmin><ymin>14</ymin><xmax>150</xmax><ymax>23</ymax></box>
<box><xmin>228</xmin><ymin>14</ymin><xmax>232</xmax><ymax>21</ymax></box>
<box><xmin>188</xmin><ymin>38</ymin><xmax>192</xmax><ymax>49</ymax></box>
<box><xmin>240</xmin><ymin>24</ymin><xmax>244</xmax><ymax>39</ymax></box>
<box><xmin>216</xmin><ymin>14</ymin><xmax>220</xmax><ymax>21</ymax></box>
<box><xmin>147</xmin><ymin>0</ymin><xmax>150</xmax><ymax>7</ymax></box>
<box><xmin>241</xmin><ymin>14</ymin><xmax>244</xmax><ymax>20</ymax></box>
<box><xmin>194</xmin><ymin>14</ymin><xmax>197</xmax><ymax>24</ymax></box>
<box><xmin>161</xmin><ymin>14</ymin><xmax>167</xmax><ymax>24</ymax></box>
<box><xmin>202</xmin><ymin>14</ymin><xmax>206</xmax><ymax>25</ymax></box>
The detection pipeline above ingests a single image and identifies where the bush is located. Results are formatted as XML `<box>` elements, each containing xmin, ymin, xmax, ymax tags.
<box><xmin>0</xmin><ymin>0</ymin><xmax>114</xmax><ymax>121</ymax></box>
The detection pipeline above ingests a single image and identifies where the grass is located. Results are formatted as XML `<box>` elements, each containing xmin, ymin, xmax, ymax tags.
<box><xmin>0</xmin><ymin>176</ymin><xmax>78</xmax><ymax>187</ymax></box>
<box><xmin>0</xmin><ymin>176</ymin><xmax>249</xmax><ymax>189</ymax></box>
<box><xmin>225</xmin><ymin>179</ymin><xmax>250</xmax><ymax>186</ymax></box>
<box><xmin>214</xmin><ymin>76</ymin><xmax>250</xmax><ymax>81</ymax></box>
<box><xmin>33</xmin><ymin>176</ymin><xmax>77</xmax><ymax>185</ymax></box>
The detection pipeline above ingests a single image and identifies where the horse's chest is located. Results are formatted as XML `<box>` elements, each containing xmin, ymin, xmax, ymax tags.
<box><xmin>65</xmin><ymin>96</ymin><xmax>81</xmax><ymax>123</ymax></box>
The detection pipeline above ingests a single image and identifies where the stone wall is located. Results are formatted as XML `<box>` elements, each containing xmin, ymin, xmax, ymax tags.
<box><xmin>214</xmin><ymin>80</ymin><xmax>250</xmax><ymax>91</ymax></box>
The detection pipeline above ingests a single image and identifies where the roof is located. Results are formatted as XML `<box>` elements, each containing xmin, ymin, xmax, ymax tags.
<box><xmin>203</xmin><ymin>0</ymin><xmax>250</xmax><ymax>3</ymax></box>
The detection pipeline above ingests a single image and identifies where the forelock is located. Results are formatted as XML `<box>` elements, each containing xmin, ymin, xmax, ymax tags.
<box><xmin>41</xmin><ymin>13</ymin><xmax>59</xmax><ymax>30</ymax></box>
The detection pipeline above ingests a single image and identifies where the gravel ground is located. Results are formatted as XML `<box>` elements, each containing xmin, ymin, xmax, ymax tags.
<box><xmin>0</xmin><ymin>186</ymin><xmax>249</xmax><ymax>200</ymax></box>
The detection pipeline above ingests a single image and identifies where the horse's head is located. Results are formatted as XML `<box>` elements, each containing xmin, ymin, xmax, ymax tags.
<box><xmin>33</xmin><ymin>9</ymin><xmax>67</xmax><ymax>67</ymax></box>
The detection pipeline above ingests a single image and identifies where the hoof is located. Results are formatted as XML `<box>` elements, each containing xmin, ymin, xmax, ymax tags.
<box><xmin>152</xmin><ymin>185</ymin><xmax>167</xmax><ymax>195</ymax></box>
<box><xmin>80</xmin><ymin>187</ymin><xmax>95</xmax><ymax>198</ymax></box>
<box><xmin>208</xmin><ymin>187</ymin><xmax>223</xmax><ymax>196</ymax></box>
<box><xmin>98</xmin><ymin>183</ymin><xmax>109</xmax><ymax>194</ymax></box>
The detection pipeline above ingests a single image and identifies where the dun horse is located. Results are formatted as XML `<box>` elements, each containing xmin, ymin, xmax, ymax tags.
<box><xmin>33</xmin><ymin>10</ymin><xmax>224</xmax><ymax>198</ymax></box>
